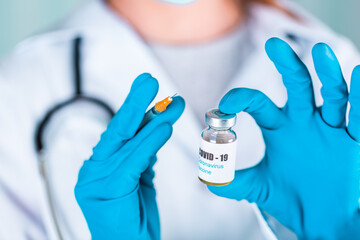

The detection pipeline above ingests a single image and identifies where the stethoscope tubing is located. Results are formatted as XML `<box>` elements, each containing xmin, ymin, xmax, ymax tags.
<box><xmin>35</xmin><ymin>36</ymin><xmax>114</xmax><ymax>240</ymax></box>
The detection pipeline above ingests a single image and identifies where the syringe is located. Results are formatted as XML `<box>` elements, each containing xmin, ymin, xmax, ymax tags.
<box><xmin>138</xmin><ymin>94</ymin><xmax>177</xmax><ymax>131</ymax></box>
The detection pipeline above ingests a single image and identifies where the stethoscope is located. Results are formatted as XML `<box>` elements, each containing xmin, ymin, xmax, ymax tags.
<box><xmin>34</xmin><ymin>36</ymin><xmax>115</xmax><ymax>239</ymax></box>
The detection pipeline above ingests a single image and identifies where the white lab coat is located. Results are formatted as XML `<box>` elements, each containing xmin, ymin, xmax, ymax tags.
<box><xmin>0</xmin><ymin>0</ymin><xmax>359</xmax><ymax>239</ymax></box>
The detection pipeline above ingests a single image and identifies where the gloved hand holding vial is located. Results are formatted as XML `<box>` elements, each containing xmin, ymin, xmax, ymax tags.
<box><xmin>206</xmin><ymin>38</ymin><xmax>360</xmax><ymax>239</ymax></box>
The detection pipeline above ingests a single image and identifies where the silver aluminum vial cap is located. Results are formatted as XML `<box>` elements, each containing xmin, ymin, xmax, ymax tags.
<box><xmin>205</xmin><ymin>108</ymin><xmax>236</xmax><ymax>129</ymax></box>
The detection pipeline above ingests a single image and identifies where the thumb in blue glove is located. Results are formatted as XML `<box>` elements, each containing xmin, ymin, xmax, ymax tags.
<box><xmin>208</xmin><ymin>38</ymin><xmax>360</xmax><ymax>239</ymax></box>
<box><xmin>75</xmin><ymin>73</ymin><xmax>185</xmax><ymax>239</ymax></box>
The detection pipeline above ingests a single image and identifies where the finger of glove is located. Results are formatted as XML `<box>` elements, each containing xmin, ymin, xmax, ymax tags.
<box><xmin>139</xmin><ymin>163</ymin><xmax>161</xmax><ymax>240</ymax></box>
<box><xmin>219</xmin><ymin>88</ymin><xmax>284</xmax><ymax>129</ymax></box>
<box><xmin>265</xmin><ymin>37</ymin><xmax>315</xmax><ymax>119</ymax></box>
<box><xmin>138</xmin><ymin>157</ymin><xmax>159</xmax><ymax>240</ymax></box>
<box><xmin>312</xmin><ymin>43</ymin><xmax>348</xmax><ymax>128</ymax></box>
<box><xmin>140</xmin><ymin>157</ymin><xmax>157</xmax><ymax>189</ymax></box>
<box><xmin>130</xmin><ymin>126</ymin><xmax>172</xmax><ymax>205</ymax></box>
<box><xmin>119</xmin><ymin>123</ymin><xmax>173</xmax><ymax>183</ymax></box>
<box><xmin>78</xmin><ymin>185</ymin><xmax>147</xmax><ymax>239</ymax></box>
<box><xmin>348</xmin><ymin>65</ymin><xmax>360</xmax><ymax>142</ymax></box>
<box><xmin>92</xmin><ymin>73</ymin><xmax>159</xmax><ymax>161</ymax></box>
<box><xmin>76</xmin><ymin>124</ymin><xmax>173</xmax><ymax>201</ymax></box>
<box><xmin>75</xmin><ymin>97</ymin><xmax>184</xmax><ymax>193</ymax></box>
<box><xmin>207</xmin><ymin>167</ymin><xmax>266</xmax><ymax>204</ymax></box>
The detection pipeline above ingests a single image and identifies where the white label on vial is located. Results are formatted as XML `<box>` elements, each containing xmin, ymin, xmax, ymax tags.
<box><xmin>198</xmin><ymin>138</ymin><xmax>237</xmax><ymax>184</ymax></box>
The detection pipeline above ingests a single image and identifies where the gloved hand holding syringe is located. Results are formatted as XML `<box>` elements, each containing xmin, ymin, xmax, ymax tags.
<box><xmin>75</xmin><ymin>73</ymin><xmax>185</xmax><ymax>239</ymax></box>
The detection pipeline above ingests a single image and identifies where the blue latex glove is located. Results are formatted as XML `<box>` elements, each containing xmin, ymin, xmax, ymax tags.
<box><xmin>208</xmin><ymin>38</ymin><xmax>360</xmax><ymax>239</ymax></box>
<box><xmin>75</xmin><ymin>73</ymin><xmax>185</xmax><ymax>239</ymax></box>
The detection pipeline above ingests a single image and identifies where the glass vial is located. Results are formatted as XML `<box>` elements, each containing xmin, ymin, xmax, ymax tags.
<box><xmin>199</xmin><ymin>108</ymin><xmax>237</xmax><ymax>186</ymax></box>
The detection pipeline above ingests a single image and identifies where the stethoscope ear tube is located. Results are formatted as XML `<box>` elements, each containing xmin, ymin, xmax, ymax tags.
<box><xmin>35</xmin><ymin>36</ymin><xmax>115</xmax><ymax>153</ymax></box>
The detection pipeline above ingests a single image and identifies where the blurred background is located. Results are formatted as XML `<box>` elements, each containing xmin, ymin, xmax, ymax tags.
<box><xmin>0</xmin><ymin>0</ymin><xmax>359</xmax><ymax>57</ymax></box>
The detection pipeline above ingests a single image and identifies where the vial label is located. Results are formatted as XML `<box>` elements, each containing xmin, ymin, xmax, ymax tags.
<box><xmin>198</xmin><ymin>138</ymin><xmax>237</xmax><ymax>184</ymax></box>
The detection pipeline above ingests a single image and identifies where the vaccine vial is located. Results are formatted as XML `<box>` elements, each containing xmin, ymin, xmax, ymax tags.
<box><xmin>198</xmin><ymin>109</ymin><xmax>237</xmax><ymax>186</ymax></box>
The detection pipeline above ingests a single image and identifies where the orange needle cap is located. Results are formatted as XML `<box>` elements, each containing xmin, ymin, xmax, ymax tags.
<box><xmin>154</xmin><ymin>96</ymin><xmax>173</xmax><ymax>112</ymax></box>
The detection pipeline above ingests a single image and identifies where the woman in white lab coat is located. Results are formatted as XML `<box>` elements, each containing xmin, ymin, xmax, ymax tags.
<box><xmin>0</xmin><ymin>0</ymin><xmax>359</xmax><ymax>239</ymax></box>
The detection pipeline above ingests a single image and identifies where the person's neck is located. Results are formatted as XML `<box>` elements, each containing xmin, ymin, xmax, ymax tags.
<box><xmin>107</xmin><ymin>0</ymin><xmax>243</xmax><ymax>44</ymax></box>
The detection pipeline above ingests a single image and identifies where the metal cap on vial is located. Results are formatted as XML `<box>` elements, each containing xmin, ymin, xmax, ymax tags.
<box><xmin>205</xmin><ymin>108</ymin><xmax>236</xmax><ymax>129</ymax></box>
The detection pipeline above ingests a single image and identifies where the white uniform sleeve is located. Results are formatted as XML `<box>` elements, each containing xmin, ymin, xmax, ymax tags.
<box><xmin>0</xmin><ymin>51</ymin><xmax>57</xmax><ymax>239</ymax></box>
